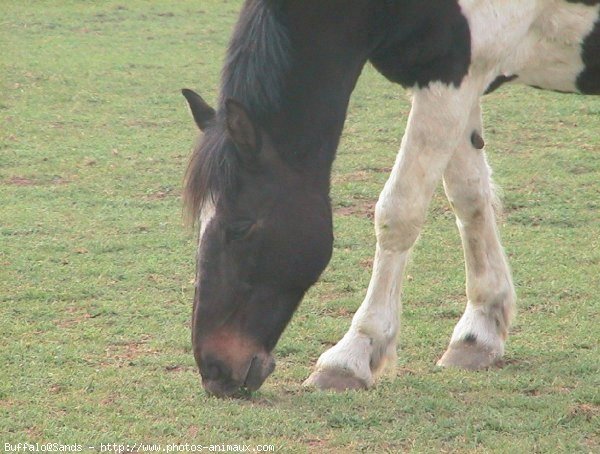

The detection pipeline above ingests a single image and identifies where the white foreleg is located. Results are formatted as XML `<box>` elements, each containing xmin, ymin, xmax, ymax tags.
<box><xmin>305</xmin><ymin>81</ymin><xmax>484</xmax><ymax>390</ymax></box>
<box><xmin>438</xmin><ymin>103</ymin><xmax>515</xmax><ymax>369</ymax></box>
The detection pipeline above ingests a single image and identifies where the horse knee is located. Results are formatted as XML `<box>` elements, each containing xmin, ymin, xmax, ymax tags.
<box><xmin>375</xmin><ymin>198</ymin><xmax>425</xmax><ymax>251</ymax></box>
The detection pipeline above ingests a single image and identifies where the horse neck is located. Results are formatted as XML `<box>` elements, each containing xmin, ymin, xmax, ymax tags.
<box><xmin>265</xmin><ymin>19</ymin><xmax>377</xmax><ymax>193</ymax></box>
<box><xmin>224</xmin><ymin>0</ymin><xmax>382</xmax><ymax>193</ymax></box>
<box><xmin>269</xmin><ymin>62</ymin><xmax>366</xmax><ymax>188</ymax></box>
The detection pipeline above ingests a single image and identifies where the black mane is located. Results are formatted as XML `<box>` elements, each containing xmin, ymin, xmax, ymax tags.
<box><xmin>184</xmin><ymin>0</ymin><xmax>291</xmax><ymax>223</ymax></box>
<box><xmin>220</xmin><ymin>0</ymin><xmax>291</xmax><ymax>121</ymax></box>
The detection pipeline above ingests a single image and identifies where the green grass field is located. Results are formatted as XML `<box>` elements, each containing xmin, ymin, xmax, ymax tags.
<box><xmin>1</xmin><ymin>1</ymin><xmax>598</xmax><ymax>452</ymax></box>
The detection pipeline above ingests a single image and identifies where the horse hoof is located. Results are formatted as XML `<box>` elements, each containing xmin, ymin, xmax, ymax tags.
<box><xmin>437</xmin><ymin>341</ymin><xmax>501</xmax><ymax>370</ymax></box>
<box><xmin>303</xmin><ymin>369</ymin><xmax>369</xmax><ymax>392</ymax></box>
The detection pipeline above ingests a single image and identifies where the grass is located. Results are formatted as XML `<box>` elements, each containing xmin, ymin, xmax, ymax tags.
<box><xmin>1</xmin><ymin>1</ymin><xmax>598</xmax><ymax>452</ymax></box>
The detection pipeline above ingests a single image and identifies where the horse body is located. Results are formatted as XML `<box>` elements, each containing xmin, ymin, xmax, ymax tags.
<box><xmin>183</xmin><ymin>0</ymin><xmax>599</xmax><ymax>396</ymax></box>
<box><xmin>464</xmin><ymin>0</ymin><xmax>600</xmax><ymax>93</ymax></box>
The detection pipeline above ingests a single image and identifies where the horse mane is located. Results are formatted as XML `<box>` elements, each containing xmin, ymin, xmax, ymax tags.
<box><xmin>184</xmin><ymin>0</ymin><xmax>292</xmax><ymax>225</ymax></box>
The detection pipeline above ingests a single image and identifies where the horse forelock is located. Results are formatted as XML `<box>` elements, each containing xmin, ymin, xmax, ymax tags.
<box><xmin>183</xmin><ymin>122</ymin><xmax>239</xmax><ymax>226</ymax></box>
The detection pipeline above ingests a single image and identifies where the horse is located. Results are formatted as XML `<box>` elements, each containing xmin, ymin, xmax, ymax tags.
<box><xmin>181</xmin><ymin>0</ymin><xmax>599</xmax><ymax>397</ymax></box>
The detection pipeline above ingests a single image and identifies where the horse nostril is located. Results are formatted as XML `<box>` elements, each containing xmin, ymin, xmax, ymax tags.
<box><xmin>201</xmin><ymin>357</ymin><xmax>227</xmax><ymax>381</ymax></box>
<box><xmin>206</xmin><ymin>364</ymin><xmax>220</xmax><ymax>380</ymax></box>
<box><xmin>243</xmin><ymin>354</ymin><xmax>276</xmax><ymax>391</ymax></box>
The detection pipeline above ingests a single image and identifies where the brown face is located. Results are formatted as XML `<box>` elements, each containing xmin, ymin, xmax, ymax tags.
<box><xmin>183</xmin><ymin>91</ymin><xmax>333</xmax><ymax>397</ymax></box>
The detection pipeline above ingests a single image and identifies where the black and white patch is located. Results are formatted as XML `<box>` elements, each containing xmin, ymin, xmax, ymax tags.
<box><xmin>576</xmin><ymin>2</ymin><xmax>600</xmax><ymax>93</ymax></box>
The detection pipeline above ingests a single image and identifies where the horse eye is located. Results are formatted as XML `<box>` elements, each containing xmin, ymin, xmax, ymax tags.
<box><xmin>225</xmin><ymin>219</ymin><xmax>255</xmax><ymax>242</ymax></box>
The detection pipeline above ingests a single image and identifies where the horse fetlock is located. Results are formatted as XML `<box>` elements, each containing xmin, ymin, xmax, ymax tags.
<box><xmin>439</xmin><ymin>301</ymin><xmax>511</xmax><ymax>370</ymax></box>
<box><xmin>304</xmin><ymin>330</ymin><xmax>397</xmax><ymax>391</ymax></box>
<box><xmin>369</xmin><ymin>336</ymin><xmax>397</xmax><ymax>378</ymax></box>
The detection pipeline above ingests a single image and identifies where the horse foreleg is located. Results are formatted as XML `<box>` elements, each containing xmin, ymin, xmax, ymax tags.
<box><xmin>305</xmin><ymin>81</ymin><xmax>482</xmax><ymax>390</ymax></box>
<box><xmin>438</xmin><ymin>103</ymin><xmax>516</xmax><ymax>369</ymax></box>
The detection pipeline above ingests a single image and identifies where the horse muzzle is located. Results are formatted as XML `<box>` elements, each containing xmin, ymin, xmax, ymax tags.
<box><xmin>201</xmin><ymin>352</ymin><xmax>276</xmax><ymax>398</ymax></box>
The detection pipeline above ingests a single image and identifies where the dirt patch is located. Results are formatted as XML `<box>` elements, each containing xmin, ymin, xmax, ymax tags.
<box><xmin>144</xmin><ymin>188</ymin><xmax>180</xmax><ymax>201</ymax></box>
<box><xmin>491</xmin><ymin>357</ymin><xmax>531</xmax><ymax>370</ymax></box>
<box><xmin>164</xmin><ymin>364</ymin><xmax>195</xmax><ymax>373</ymax></box>
<box><xmin>319</xmin><ymin>306</ymin><xmax>355</xmax><ymax>317</ymax></box>
<box><xmin>332</xmin><ymin>170</ymin><xmax>370</xmax><ymax>185</ymax></box>
<box><xmin>102</xmin><ymin>337</ymin><xmax>159</xmax><ymax>367</ymax></box>
<box><xmin>335</xmin><ymin>196</ymin><xmax>376</xmax><ymax>219</ymax></box>
<box><xmin>7</xmin><ymin>176</ymin><xmax>35</xmax><ymax>186</ymax></box>
<box><xmin>58</xmin><ymin>313</ymin><xmax>92</xmax><ymax>328</ymax></box>
<box><xmin>49</xmin><ymin>384</ymin><xmax>63</xmax><ymax>394</ymax></box>
<box><xmin>0</xmin><ymin>399</ymin><xmax>15</xmax><ymax>409</ymax></box>
<box><xmin>332</xmin><ymin>167</ymin><xmax>391</xmax><ymax>185</ymax></box>
<box><xmin>100</xmin><ymin>394</ymin><xmax>118</xmax><ymax>406</ymax></box>
<box><xmin>584</xmin><ymin>435</ymin><xmax>599</xmax><ymax>451</ymax></box>
<box><xmin>58</xmin><ymin>306</ymin><xmax>95</xmax><ymax>328</ymax></box>
<box><xmin>304</xmin><ymin>438</ymin><xmax>329</xmax><ymax>450</ymax></box>
<box><xmin>4</xmin><ymin>176</ymin><xmax>70</xmax><ymax>186</ymax></box>
<box><xmin>26</xmin><ymin>426</ymin><xmax>42</xmax><ymax>438</ymax></box>
<box><xmin>567</xmin><ymin>403</ymin><xmax>599</xmax><ymax>422</ymax></box>
<box><xmin>359</xmin><ymin>257</ymin><xmax>373</xmax><ymax>270</ymax></box>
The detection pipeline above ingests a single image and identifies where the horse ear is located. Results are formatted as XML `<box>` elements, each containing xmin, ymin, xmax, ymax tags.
<box><xmin>181</xmin><ymin>89</ymin><xmax>215</xmax><ymax>131</ymax></box>
<box><xmin>224</xmin><ymin>99</ymin><xmax>258</xmax><ymax>153</ymax></box>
